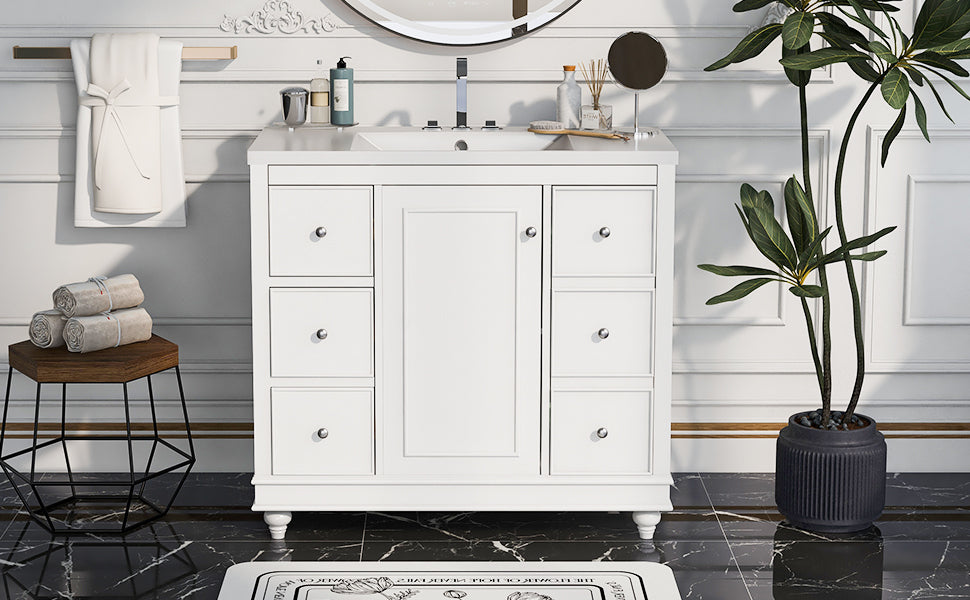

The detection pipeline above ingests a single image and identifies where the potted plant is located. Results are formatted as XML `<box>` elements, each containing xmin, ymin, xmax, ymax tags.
<box><xmin>702</xmin><ymin>0</ymin><xmax>970</xmax><ymax>532</ymax></box>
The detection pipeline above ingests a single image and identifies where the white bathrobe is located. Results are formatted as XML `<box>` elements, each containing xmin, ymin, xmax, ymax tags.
<box><xmin>71</xmin><ymin>33</ymin><xmax>187</xmax><ymax>227</ymax></box>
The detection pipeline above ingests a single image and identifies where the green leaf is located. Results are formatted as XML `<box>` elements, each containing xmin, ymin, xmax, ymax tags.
<box><xmin>732</xmin><ymin>0</ymin><xmax>779</xmax><ymax>11</ymax></box>
<box><xmin>851</xmin><ymin>250</ymin><xmax>889</xmax><ymax>261</ymax></box>
<box><xmin>706</xmin><ymin>23</ymin><xmax>783</xmax><ymax>71</ymax></box>
<box><xmin>932</xmin><ymin>37</ymin><xmax>970</xmax><ymax>55</ymax></box>
<box><xmin>927</xmin><ymin>65</ymin><xmax>970</xmax><ymax>102</ymax></box>
<box><xmin>783</xmin><ymin>42</ymin><xmax>812</xmax><ymax>86</ymax></box>
<box><xmin>912</xmin><ymin>0</ymin><xmax>970</xmax><ymax>49</ymax></box>
<box><xmin>841</xmin><ymin>0</ymin><xmax>890</xmax><ymax>40</ymax></box>
<box><xmin>904</xmin><ymin>64</ymin><xmax>926</xmax><ymax>86</ymax></box>
<box><xmin>783</xmin><ymin>11</ymin><xmax>816</xmax><ymax>49</ymax></box>
<box><xmin>784</xmin><ymin>176</ymin><xmax>816</xmax><ymax>253</ymax></box>
<box><xmin>849</xmin><ymin>58</ymin><xmax>883</xmax><ymax>82</ymax></box>
<box><xmin>868</xmin><ymin>40</ymin><xmax>897</xmax><ymax>64</ymax></box>
<box><xmin>697</xmin><ymin>264</ymin><xmax>782</xmax><ymax>277</ymax></box>
<box><xmin>740</xmin><ymin>187</ymin><xmax>799</xmax><ymax>271</ymax></box>
<box><xmin>705</xmin><ymin>278</ymin><xmax>779</xmax><ymax>305</ymax></box>
<box><xmin>780</xmin><ymin>47</ymin><xmax>872</xmax><ymax>69</ymax></box>
<box><xmin>912</xmin><ymin>90</ymin><xmax>931</xmax><ymax>142</ymax></box>
<box><xmin>913</xmin><ymin>50</ymin><xmax>970</xmax><ymax>77</ymax></box>
<box><xmin>819</xmin><ymin>226</ymin><xmax>897</xmax><ymax>264</ymax></box>
<box><xmin>816</xmin><ymin>11</ymin><xmax>874</xmax><ymax>47</ymax></box>
<box><xmin>799</xmin><ymin>226</ymin><xmax>834</xmax><ymax>271</ymax></box>
<box><xmin>882</xmin><ymin>104</ymin><xmax>906</xmax><ymax>166</ymax></box>
<box><xmin>789</xmin><ymin>285</ymin><xmax>826</xmax><ymax>298</ymax></box>
<box><xmin>881</xmin><ymin>68</ymin><xmax>910</xmax><ymax>109</ymax></box>
<box><xmin>925</xmin><ymin>75</ymin><xmax>956</xmax><ymax>121</ymax></box>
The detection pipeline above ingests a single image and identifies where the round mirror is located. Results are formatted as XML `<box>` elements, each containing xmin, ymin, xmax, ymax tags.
<box><xmin>342</xmin><ymin>0</ymin><xmax>584</xmax><ymax>46</ymax></box>
<box><xmin>608</xmin><ymin>31</ymin><xmax>667</xmax><ymax>91</ymax></box>
<box><xmin>607</xmin><ymin>32</ymin><xmax>667</xmax><ymax>136</ymax></box>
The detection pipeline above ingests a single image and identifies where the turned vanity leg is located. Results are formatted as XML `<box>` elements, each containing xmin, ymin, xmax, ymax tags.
<box><xmin>632</xmin><ymin>511</ymin><xmax>662</xmax><ymax>540</ymax></box>
<box><xmin>264</xmin><ymin>511</ymin><xmax>292</xmax><ymax>540</ymax></box>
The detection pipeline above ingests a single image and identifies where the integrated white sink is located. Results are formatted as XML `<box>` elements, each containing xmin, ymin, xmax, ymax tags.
<box><xmin>351</xmin><ymin>130</ymin><xmax>573</xmax><ymax>152</ymax></box>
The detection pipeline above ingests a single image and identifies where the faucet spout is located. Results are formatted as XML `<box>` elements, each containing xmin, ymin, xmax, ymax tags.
<box><xmin>454</xmin><ymin>57</ymin><xmax>469</xmax><ymax>130</ymax></box>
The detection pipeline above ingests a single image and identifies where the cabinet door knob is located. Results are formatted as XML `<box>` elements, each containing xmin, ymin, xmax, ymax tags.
<box><xmin>599</xmin><ymin>226</ymin><xmax>611</xmax><ymax>238</ymax></box>
<box><xmin>525</xmin><ymin>226</ymin><xmax>537</xmax><ymax>238</ymax></box>
<box><xmin>596</xmin><ymin>427</ymin><xmax>609</xmax><ymax>439</ymax></box>
<box><xmin>597</xmin><ymin>328</ymin><xmax>610</xmax><ymax>339</ymax></box>
<box><xmin>317</xmin><ymin>428</ymin><xmax>329</xmax><ymax>439</ymax></box>
<box><xmin>316</xmin><ymin>328</ymin><xmax>328</xmax><ymax>340</ymax></box>
<box><xmin>314</xmin><ymin>226</ymin><xmax>328</xmax><ymax>238</ymax></box>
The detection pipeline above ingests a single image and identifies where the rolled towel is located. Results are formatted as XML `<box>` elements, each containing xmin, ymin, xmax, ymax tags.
<box><xmin>53</xmin><ymin>274</ymin><xmax>145</xmax><ymax>317</ymax></box>
<box><xmin>63</xmin><ymin>307</ymin><xmax>153</xmax><ymax>353</ymax></box>
<box><xmin>30</xmin><ymin>310</ymin><xmax>68</xmax><ymax>348</ymax></box>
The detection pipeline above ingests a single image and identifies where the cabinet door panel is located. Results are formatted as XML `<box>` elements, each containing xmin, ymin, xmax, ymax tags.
<box><xmin>382</xmin><ymin>186</ymin><xmax>542</xmax><ymax>475</ymax></box>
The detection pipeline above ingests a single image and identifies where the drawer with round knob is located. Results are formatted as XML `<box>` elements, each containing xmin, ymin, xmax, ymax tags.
<box><xmin>552</xmin><ymin>186</ymin><xmax>655</xmax><ymax>277</ymax></box>
<box><xmin>269</xmin><ymin>186</ymin><xmax>373</xmax><ymax>276</ymax></box>
<box><xmin>551</xmin><ymin>390</ymin><xmax>652</xmax><ymax>475</ymax></box>
<box><xmin>270</xmin><ymin>388</ymin><xmax>374</xmax><ymax>475</ymax></box>
<box><xmin>269</xmin><ymin>288</ymin><xmax>374</xmax><ymax>377</ymax></box>
<box><xmin>552</xmin><ymin>289</ymin><xmax>654</xmax><ymax>377</ymax></box>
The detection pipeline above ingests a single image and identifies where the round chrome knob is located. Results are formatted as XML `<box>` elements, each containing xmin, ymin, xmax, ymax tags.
<box><xmin>525</xmin><ymin>226</ymin><xmax>537</xmax><ymax>238</ymax></box>
<box><xmin>598</xmin><ymin>226</ymin><xmax>611</xmax><ymax>238</ymax></box>
<box><xmin>314</xmin><ymin>226</ymin><xmax>327</xmax><ymax>238</ymax></box>
<box><xmin>596</xmin><ymin>427</ymin><xmax>609</xmax><ymax>439</ymax></box>
<box><xmin>315</xmin><ymin>328</ymin><xmax>328</xmax><ymax>340</ymax></box>
<box><xmin>597</xmin><ymin>328</ymin><xmax>610</xmax><ymax>339</ymax></box>
<box><xmin>317</xmin><ymin>428</ymin><xmax>329</xmax><ymax>439</ymax></box>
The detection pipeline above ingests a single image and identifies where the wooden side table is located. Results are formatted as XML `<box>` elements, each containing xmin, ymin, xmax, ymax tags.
<box><xmin>0</xmin><ymin>335</ymin><xmax>196</xmax><ymax>535</ymax></box>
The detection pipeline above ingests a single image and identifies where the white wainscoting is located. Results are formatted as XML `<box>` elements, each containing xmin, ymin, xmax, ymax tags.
<box><xmin>0</xmin><ymin>0</ymin><xmax>968</xmax><ymax>472</ymax></box>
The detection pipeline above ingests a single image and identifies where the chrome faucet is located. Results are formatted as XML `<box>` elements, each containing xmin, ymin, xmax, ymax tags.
<box><xmin>454</xmin><ymin>57</ymin><xmax>470</xmax><ymax>130</ymax></box>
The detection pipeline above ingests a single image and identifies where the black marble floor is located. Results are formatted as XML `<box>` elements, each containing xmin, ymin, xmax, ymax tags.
<box><xmin>0</xmin><ymin>472</ymin><xmax>967</xmax><ymax>599</ymax></box>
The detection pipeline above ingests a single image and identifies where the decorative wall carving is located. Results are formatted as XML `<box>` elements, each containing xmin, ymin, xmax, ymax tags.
<box><xmin>220</xmin><ymin>0</ymin><xmax>338</xmax><ymax>34</ymax></box>
<box><xmin>761</xmin><ymin>2</ymin><xmax>796</xmax><ymax>27</ymax></box>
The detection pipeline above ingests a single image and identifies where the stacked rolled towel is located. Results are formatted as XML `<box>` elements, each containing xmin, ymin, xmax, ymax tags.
<box><xmin>63</xmin><ymin>307</ymin><xmax>153</xmax><ymax>353</ymax></box>
<box><xmin>28</xmin><ymin>273</ymin><xmax>153</xmax><ymax>353</ymax></box>
<box><xmin>29</xmin><ymin>309</ymin><xmax>68</xmax><ymax>349</ymax></box>
<box><xmin>53</xmin><ymin>273</ymin><xmax>144</xmax><ymax>317</ymax></box>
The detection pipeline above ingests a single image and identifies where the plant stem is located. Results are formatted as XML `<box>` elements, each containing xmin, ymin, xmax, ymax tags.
<box><xmin>801</xmin><ymin>297</ymin><xmax>825</xmax><ymax>398</ymax></box>
<box><xmin>799</xmin><ymin>81</ymin><xmax>832</xmax><ymax>424</ymax></box>
<box><xmin>835</xmin><ymin>79</ymin><xmax>882</xmax><ymax>423</ymax></box>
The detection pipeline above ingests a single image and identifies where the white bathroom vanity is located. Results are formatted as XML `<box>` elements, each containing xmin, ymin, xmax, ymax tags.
<box><xmin>247</xmin><ymin>126</ymin><xmax>678</xmax><ymax>540</ymax></box>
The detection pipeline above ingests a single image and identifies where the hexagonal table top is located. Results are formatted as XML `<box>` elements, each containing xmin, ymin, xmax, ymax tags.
<box><xmin>8</xmin><ymin>334</ymin><xmax>179</xmax><ymax>383</ymax></box>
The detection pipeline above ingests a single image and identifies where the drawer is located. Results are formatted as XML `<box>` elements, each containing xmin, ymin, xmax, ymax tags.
<box><xmin>553</xmin><ymin>186</ymin><xmax>655</xmax><ymax>277</ymax></box>
<box><xmin>552</xmin><ymin>290</ymin><xmax>653</xmax><ymax>377</ymax></box>
<box><xmin>551</xmin><ymin>390</ymin><xmax>652</xmax><ymax>475</ymax></box>
<box><xmin>270</xmin><ymin>288</ymin><xmax>374</xmax><ymax>377</ymax></box>
<box><xmin>271</xmin><ymin>388</ymin><xmax>374</xmax><ymax>475</ymax></box>
<box><xmin>269</xmin><ymin>186</ymin><xmax>373</xmax><ymax>276</ymax></box>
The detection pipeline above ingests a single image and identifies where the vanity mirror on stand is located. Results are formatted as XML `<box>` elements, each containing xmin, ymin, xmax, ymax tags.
<box><xmin>341</xmin><ymin>0</ymin><xmax>583</xmax><ymax>45</ymax></box>
<box><xmin>608</xmin><ymin>31</ymin><xmax>668</xmax><ymax>138</ymax></box>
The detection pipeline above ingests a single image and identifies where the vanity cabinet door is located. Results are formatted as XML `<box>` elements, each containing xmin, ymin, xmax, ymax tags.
<box><xmin>381</xmin><ymin>186</ymin><xmax>542</xmax><ymax>476</ymax></box>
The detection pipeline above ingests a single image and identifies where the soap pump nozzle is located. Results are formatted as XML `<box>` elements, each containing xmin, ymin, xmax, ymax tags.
<box><xmin>337</xmin><ymin>56</ymin><xmax>351</xmax><ymax>68</ymax></box>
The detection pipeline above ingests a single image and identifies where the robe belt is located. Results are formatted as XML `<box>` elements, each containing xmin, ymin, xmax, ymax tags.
<box><xmin>79</xmin><ymin>79</ymin><xmax>179</xmax><ymax>190</ymax></box>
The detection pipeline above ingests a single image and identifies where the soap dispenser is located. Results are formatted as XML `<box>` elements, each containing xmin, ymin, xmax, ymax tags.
<box><xmin>330</xmin><ymin>56</ymin><xmax>354</xmax><ymax>126</ymax></box>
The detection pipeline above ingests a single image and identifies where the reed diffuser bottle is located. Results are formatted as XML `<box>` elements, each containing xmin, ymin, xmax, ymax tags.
<box><xmin>580</xmin><ymin>59</ymin><xmax>612</xmax><ymax>130</ymax></box>
<box><xmin>556</xmin><ymin>65</ymin><xmax>582</xmax><ymax>130</ymax></box>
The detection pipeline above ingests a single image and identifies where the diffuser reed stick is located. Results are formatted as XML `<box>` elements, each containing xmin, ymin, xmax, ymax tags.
<box><xmin>578</xmin><ymin>58</ymin><xmax>608</xmax><ymax>109</ymax></box>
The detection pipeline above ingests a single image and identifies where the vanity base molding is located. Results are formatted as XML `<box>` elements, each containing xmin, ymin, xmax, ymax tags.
<box><xmin>248</xmin><ymin>126</ymin><xmax>678</xmax><ymax>543</ymax></box>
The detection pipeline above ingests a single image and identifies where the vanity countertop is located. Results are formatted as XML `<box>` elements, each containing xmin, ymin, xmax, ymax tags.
<box><xmin>248</xmin><ymin>125</ymin><xmax>678</xmax><ymax>166</ymax></box>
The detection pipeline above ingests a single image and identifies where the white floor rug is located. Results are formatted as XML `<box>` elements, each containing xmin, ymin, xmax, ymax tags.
<box><xmin>217</xmin><ymin>562</ymin><xmax>681</xmax><ymax>600</ymax></box>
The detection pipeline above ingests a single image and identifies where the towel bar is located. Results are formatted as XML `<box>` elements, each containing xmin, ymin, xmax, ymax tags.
<box><xmin>13</xmin><ymin>45</ymin><xmax>238</xmax><ymax>60</ymax></box>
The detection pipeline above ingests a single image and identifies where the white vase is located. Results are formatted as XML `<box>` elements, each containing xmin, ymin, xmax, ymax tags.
<box><xmin>556</xmin><ymin>66</ymin><xmax>582</xmax><ymax>129</ymax></box>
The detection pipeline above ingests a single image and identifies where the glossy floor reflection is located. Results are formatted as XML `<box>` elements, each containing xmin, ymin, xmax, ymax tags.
<box><xmin>0</xmin><ymin>473</ymin><xmax>967</xmax><ymax>599</ymax></box>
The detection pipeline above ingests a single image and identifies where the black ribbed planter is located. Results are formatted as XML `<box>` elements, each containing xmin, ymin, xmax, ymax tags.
<box><xmin>775</xmin><ymin>412</ymin><xmax>887</xmax><ymax>533</ymax></box>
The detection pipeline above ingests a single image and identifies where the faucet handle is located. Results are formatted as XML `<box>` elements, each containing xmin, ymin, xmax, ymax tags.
<box><xmin>423</xmin><ymin>120</ymin><xmax>442</xmax><ymax>130</ymax></box>
<box><xmin>481</xmin><ymin>120</ymin><xmax>503</xmax><ymax>131</ymax></box>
